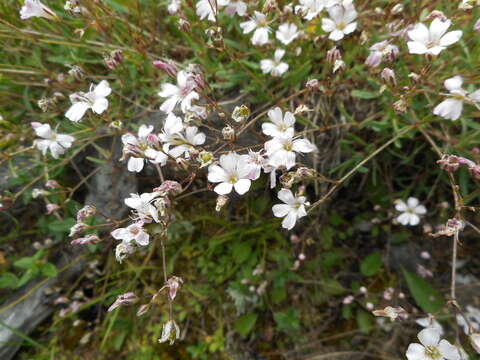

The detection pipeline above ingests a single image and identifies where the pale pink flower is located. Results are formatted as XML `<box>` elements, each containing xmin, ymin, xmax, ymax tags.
<box><xmin>207</xmin><ymin>152</ymin><xmax>256</xmax><ymax>195</ymax></box>
<box><xmin>321</xmin><ymin>1</ymin><xmax>357</xmax><ymax>41</ymax></box>
<box><xmin>240</xmin><ymin>11</ymin><xmax>270</xmax><ymax>46</ymax></box>
<box><xmin>31</xmin><ymin>123</ymin><xmax>74</xmax><ymax>159</ymax></box>
<box><xmin>158</xmin><ymin>71</ymin><xmax>199</xmax><ymax>113</ymax></box>
<box><xmin>111</xmin><ymin>221</ymin><xmax>150</xmax><ymax>247</ymax></box>
<box><xmin>260</xmin><ymin>49</ymin><xmax>289</xmax><ymax>77</ymax></box>
<box><xmin>20</xmin><ymin>0</ymin><xmax>57</xmax><ymax>20</ymax></box>
<box><xmin>65</xmin><ymin>80</ymin><xmax>111</xmax><ymax>122</ymax></box>
<box><xmin>272</xmin><ymin>188</ymin><xmax>309</xmax><ymax>230</ymax></box>
<box><xmin>407</xmin><ymin>18</ymin><xmax>462</xmax><ymax>56</ymax></box>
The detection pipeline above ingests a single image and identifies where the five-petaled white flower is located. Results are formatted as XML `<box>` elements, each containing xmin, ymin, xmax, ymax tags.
<box><xmin>272</xmin><ymin>189</ymin><xmax>309</xmax><ymax>230</ymax></box>
<box><xmin>406</xmin><ymin>328</ymin><xmax>460</xmax><ymax>360</ymax></box>
<box><xmin>159</xmin><ymin>113</ymin><xmax>206</xmax><ymax>158</ymax></box>
<box><xmin>121</xmin><ymin>124</ymin><xmax>167</xmax><ymax>172</ymax></box>
<box><xmin>207</xmin><ymin>152</ymin><xmax>256</xmax><ymax>195</ymax></box>
<box><xmin>395</xmin><ymin>197</ymin><xmax>426</xmax><ymax>226</ymax></box>
<box><xmin>223</xmin><ymin>0</ymin><xmax>247</xmax><ymax>16</ymax></box>
<box><xmin>260</xmin><ymin>49</ymin><xmax>289</xmax><ymax>77</ymax></box>
<box><xmin>20</xmin><ymin>0</ymin><xmax>57</xmax><ymax>20</ymax></box>
<box><xmin>321</xmin><ymin>1</ymin><xmax>357</xmax><ymax>41</ymax></box>
<box><xmin>111</xmin><ymin>221</ymin><xmax>150</xmax><ymax>247</ymax></box>
<box><xmin>158</xmin><ymin>70</ymin><xmax>199</xmax><ymax>114</ymax></box>
<box><xmin>65</xmin><ymin>80</ymin><xmax>111</xmax><ymax>122</ymax></box>
<box><xmin>31</xmin><ymin>122</ymin><xmax>75</xmax><ymax>159</ymax></box>
<box><xmin>265</xmin><ymin>133</ymin><xmax>316</xmax><ymax>170</ymax></box>
<box><xmin>124</xmin><ymin>192</ymin><xmax>160</xmax><ymax>223</ymax></box>
<box><xmin>240</xmin><ymin>11</ymin><xmax>270</xmax><ymax>46</ymax></box>
<box><xmin>407</xmin><ymin>18</ymin><xmax>462</xmax><ymax>56</ymax></box>
<box><xmin>262</xmin><ymin>107</ymin><xmax>295</xmax><ymax>138</ymax></box>
<box><xmin>295</xmin><ymin>0</ymin><xmax>339</xmax><ymax>21</ymax></box>
<box><xmin>276</xmin><ymin>23</ymin><xmax>300</xmax><ymax>45</ymax></box>
<box><xmin>433</xmin><ymin>76</ymin><xmax>480</xmax><ymax>121</ymax></box>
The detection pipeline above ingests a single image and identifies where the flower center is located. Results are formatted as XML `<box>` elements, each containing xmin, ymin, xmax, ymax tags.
<box><xmin>425</xmin><ymin>345</ymin><xmax>442</xmax><ymax>359</ymax></box>
<box><xmin>337</xmin><ymin>23</ymin><xmax>346</xmax><ymax>30</ymax></box>
<box><xmin>283</xmin><ymin>141</ymin><xmax>293</xmax><ymax>152</ymax></box>
<box><xmin>229</xmin><ymin>175</ymin><xmax>238</xmax><ymax>184</ymax></box>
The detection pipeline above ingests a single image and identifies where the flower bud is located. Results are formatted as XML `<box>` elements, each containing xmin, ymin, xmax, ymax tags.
<box><xmin>215</xmin><ymin>195</ymin><xmax>228</xmax><ymax>212</ymax></box>
<box><xmin>470</xmin><ymin>333</ymin><xmax>480</xmax><ymax>354</ymax></box>
<box><xmin>222</xmin><ymin>125</ymin><xmax>235</xmax><ymax>140</ymax></box>
<box><xmin>393</xmin><ymin>98</ymin><xmax>407</xmax><ymax>113</ymax></box>
<box><xmin>71</xmin><ymin>234</ymin><xmax>101</xmax><ymax>245</ymax></box>
<box><xmin>154</xmin><ymin>181</ymin><xmax>182</xmax><ymax>196</ymax></box>
<box><xmin>365</xmin><ymin>51</ymin><xmax>382</xmax><ymax>68</ymax></box>
<box><xmin>46</xmin><ymin>203</ymin><xmax>60</xmax><ymax>214</ymax></box>
<box><xmin>45</xmin><ymin>179</ymin><xmax>60</xmax><ymax>189</ymax></box>
<box><xmin>152</xmin><ymin>60</ymin><xmax>178</xmax><ymax>78</ymax></box>
<box><xmin>474</xmin><ymin>18</ymin><xmax>480</xmax><ymax>33</ymax></box>
<box><xmin>68</xmin><ymin>65</ymin><xmax>85</xmax><ymax>81</ymax></box>
<box><xmin>232</xmin><ymin>105</ymin><xmax>250</xmax><ymax>123</ymax></box>
<box><xmin>381</xmin><ymin>67</ymin><xmax>396</xmax><ymax>86</ymax></box>
<box><xmin>391</xmin><ymin>3</ymin><xmax>404</xmax><ymax>14</ymax></box>
<box><xmin>426</xmin><ymin>10</ymin><xmax>447</xmax><ymax>22</ymax></box>
<box><xmin>326</xmin><ymin>47</ymin><xmax>341</xmax><ymax>64</ymax></box>
<box><xmin>107</xmin><ymin>292</ymin><xmax>138</xmax><ymax>312</ymax></box>
<box><xmin>76</xmin><ymin>205</ymin><xmax>97</xmax><ymax>222</ymax></box>
<box><xmin>306</xmin><ymin>78</ymin><xmax>320</xmax><ymax>91</ymax></box>
<box><xmin>69</xmin><ymin>222</ymin><xmax>88</xmax><ymax>237</ymax></box>
<box><xmin>333</xmin><ymin>59</ymin><xmax>345</xmax><ymax>74</ymax></box>
<box><xmin>158</xmin><ymin>320</ymin><xmax>180</xmax><ymax>345</ymax></box>
<box><xmin>178</xmin><ymin>18</ymin><xmax>191</xmax><ymax>32</ymax></box>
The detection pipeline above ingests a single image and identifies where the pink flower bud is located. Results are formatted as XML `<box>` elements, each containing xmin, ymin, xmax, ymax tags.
<box><xmin>69</xmin><ymin>222</ymin><xmax>88</xmax><ymax>237</ymax></box>
<box><xmin>474</xmin><ymin>19</ymin><xmax>480</xmax><ymax>33</ymax></box>
<box><xmin>152</xmin><ymin>60</ymin><xmax>178</xmax><ymax>78</ymax></box>
<box><xmin>426</xmin><ymin>10</ymin><xmax>447</xmax><ymax>22</ymax></box>
<box><xmin>153</xmin><ymin>181</ymin><xmax>182</xmax><ymax>196</ymax></box>
<box><xmin>343</xmin><ymin>295</ymin><xmax>354</xmax><ymax>304</ymax></box>
<box><xmin>306</xmin><ymin>79</ymin><xmax>320</xmax><ymax>91</ymax></box>
<box><xmin>108</xmin><ymin>292</ymin><xmax>138</xmax><ymax>312</ymax></box>
<box><xmin>45</xmin><ymin>179</ymin><xmax>60</xmax><ymax>189</ymax></box>
<box><xmin>46</xmin><ymin>203</ymin><xmax>60</xmax><ymax>214</ymax></box>
<box><xmin>365</xmin><ymin>52</ymin><xmax>382</xmax><ymax>67</ymax></box>
<box><xmin>31</xmin><ymin>122</ymin><xmax>42</xmax><ymax>129</ymax></box>
<box><xmin>381</xmin><ymin>67</ymin><xmax>396</xmax><ymax>86</ymax></box>
<box><xmin>326</xmin><ymin>47</ymin><xmax>341</xmax><ymax>64</ymax></box>
<box><xmin>71</xmin><ymin>234</ymin><xmax>101</xmax><ymax>245</ymax></box>
<box><xmin>76</xmin><ymin>205</ymin><xmax>96</xmax><ymax>222</ymax></box>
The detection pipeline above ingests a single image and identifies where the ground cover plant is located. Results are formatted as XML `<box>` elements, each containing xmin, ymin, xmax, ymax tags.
<box><xmin>0</xmin><ymin>0</ymin><xmax>480</xmax><ymax>359</ymax></box>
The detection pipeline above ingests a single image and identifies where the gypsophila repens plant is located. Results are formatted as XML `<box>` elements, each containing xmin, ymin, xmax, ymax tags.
<box><xmin>1</xmin><ymin>0</ymin><xmax>480</xmax><ymax>357</ymax></box>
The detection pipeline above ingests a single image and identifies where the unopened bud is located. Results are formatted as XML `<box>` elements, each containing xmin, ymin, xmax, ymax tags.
<box><xmin>333</xmin><ymin>59</ymin><xmax>345</xmax><ymax>74</ymax></box>
<box><xmin>326</xmin><ymin>47</ymin><xmax>341</xmax><ymax>63</ymax></box>
<box><xmin>391</xmin><ymin>3</ymin><xmax>404</xmax><ymax>15</ymax></box>
<box><xmin>470</xmin><ymin>333</ymin><xmax>480</xmax><ymax>354</ymax></box>
<box><xmin>222</xmin><ymin>125</ymin><xmax>235</xmax><ymax>140</ymax></box>
<box><xmin>152</xmin><ymin>60</ymin><xmax>178</xmax><ymax>78</ymax></box>
<box><xmin>71</xmin><ymin>234</ymin><xmax>101</xmax><ymax>245</ymax></box>
<box><xmin>306</xmin><ymin>78</ymin><xmax>320</xmax><ymax>91</ymax></box>
<box><xmin>69</xmin><ymin>222</ymin><xmax>88</xmax><ymax>237</ymax></box>
<box><xmin>76</xmin><ymin>205</ymin><xmax>97</xmax><ymax>222</ymax></box>
<box><xmin>178</xmin><ymin>18</ymin><xmax>191</xmax><ymax>32</ymax></box>
<box><xmin>381</xmin><ymin>67</ymin><xmax>396</xmax><ymax>86</ymax></box>
<box><xmin>426</xmin><ymin>10</ymin><xmax>447</xmax><ymax>22</ymax></box>
<box><xmin>215</xmin><ymin>195</ymin><xmax>228</xmax><ymax>212</ymax></box>
<box><xmin>46</xmin><ymin>203</ymin><xmax>60</xmax><ymax>214</ymax></box>
<box><xmin>393</xmin><ymin>98</ymin><xmax>407</xmax><ymax>113</ymax></box>
<box><xmin>68</xmin><ymin>65</ymin><xmax>85</xmax><ymax>81</ymax></box>
<box><xmin>108</xmin><ymin>292</ymin><xmax>138</xmax><ymax>312</ymax></box>
<box><xmin>45</xmin><ymin>179</ymin><xmax>60</xmax><ymax>189</ymax></box>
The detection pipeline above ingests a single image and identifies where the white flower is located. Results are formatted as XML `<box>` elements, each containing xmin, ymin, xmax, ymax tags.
<box><xmin>224</xmin><ymin>0</ymin><xmax>247</xmax><ymax>16</ymax></box>
<box><xmin>416</xmin><ymin>317</ymin><xmax>445</xmax><ymax>336</ymax></box>
<box><xmin>158</xmin><ymin>113</ymin><xmax>205</xmax><ymax>158</ymax></box>
<box><xmin>244</xmin><ymin>150</ymin><xmax>267</xmax><ymax>180</ymax></box>
<box><xmin>406</xmin><ymin>328</ymin><xmax>460</xmax><ymax>360</ymax></box>
<box><xmin>158</xmin><ymin>71</ymin><xmax>199</xmax><ymax>114</ymax></box>
<box><xmin>260</xmin><ymin>49</ymin><xmax>289</xmax><ymax>77</ymax></box>
<box><xmin>168</xmin><ymin>0</ymin><xmax>181</xmax><ymax>14</ymax></box>
<box><xmin>240</xmin><ymin>11</ymin><xmax>270</xmax><ymax>46</ymax></box>
<box><xmin>124</xmin><ymin>192</ymin><xmax>160</xmax><ymax>222</ymax></box>
<box><xmin>31</xmin><ymin>122</ymin><xmax>75</xmax><ymax>159</ymax></box>
<box><xmin>20</xmin><ymin>0</ymin><xmax>57</xmax><ymax>20</ymax></box>
<box><xmin>122</xmin><ymin>125</ymin><xmax>167</xmax><ymax>172</ymax></box>
<box><xmin>433</xmin><ymin>76</ymin><xmax>480</xmax><ymax>121</ymax></box>
<box><xmin>265</xmin><ymin>133</ymin><xmax>316</xmax><ymax>170</ymax></box>
<box><xmin>65</xmin><ymin>80</ymin><xmax>111</xmax><ymax>122</ymax></box>
<box><xmin>295</xmin><ymin>0</ymin><xmax>339</xmax><ymax>21</ymax></box>
<box><xmin>395</xmin><ymin>197</ymin><xmax>427</xmax><ymax>226</ymax></box>
<box><xmin>111</xmin><ymin>222</ymin><xmax>149</xmax><ymax>247</ymax></box>
<box><xmin>262</xmin><ymin>107</ymin><xmax>295</xmax><ymax>138</ymax></box>
<box><xmin>207</xmin><ymin>152</ymin><xmax>256</xmax><ymax>195</ymax></box>
<box><xmin>158</xmin><ymin>320</ymin><xmax>180</xmax><ymax>345</ymax></box>
<box><xmin>321</xmin><ymin>1</ymin><xmax>357</xmax><ymax>41</ymax></box>
<box><xmin>276</xmin><ymin>23</ymin><xmax>299</xmax><ymax>45</ymax></box>
<box><xmin>407</xmin><ymin>18</ymin><xmax>462</xmax><ymax>56</ymax></box>
<box><xmin>456</xmin><ymin>305</ymin><xmax>480</xmax><ymax>334</ymax></box>
<box><xmin>272</xmin><ymin>189</ymin><xmax>309</xmax><ymax>230</ymax></box>
<box><xmin>196</xmin><ymin>0</ymin><xmax>221</xmax><ymax>21</ymax></box>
